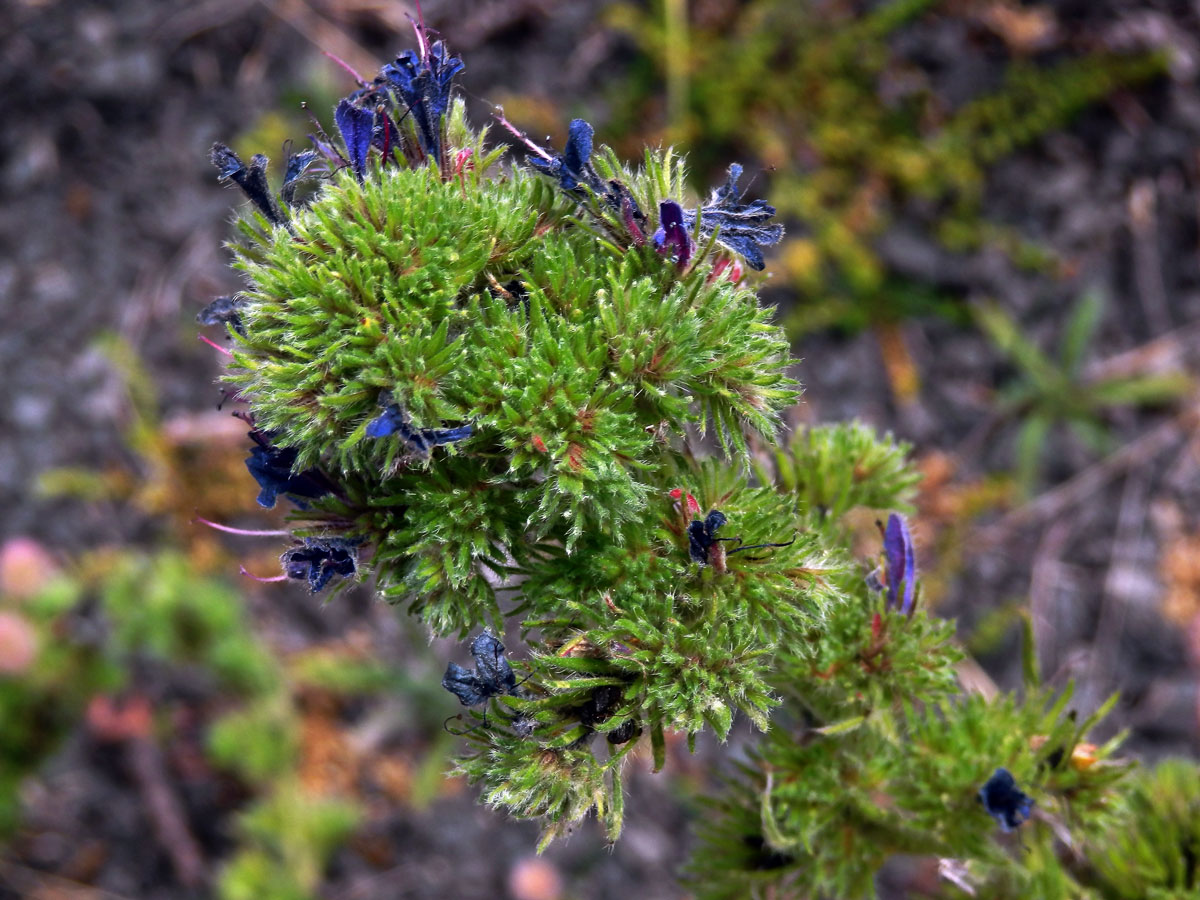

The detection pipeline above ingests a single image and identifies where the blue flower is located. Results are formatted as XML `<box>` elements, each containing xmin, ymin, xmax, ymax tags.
<box><xmin>380</xmin><ymin>40</ymin><xmax>464</xmax><ymax>165</ymax></box>
<box><xmin>527</xmin><ymin>118</ymin><xmax>605</xmax><ymax>195</ymax></box>
<box><xmin>244</xmin><ymin>432</ymin><xmax>332</xmax><ymax>509</ymax></box>
<box><xmin>654</xmin><ymin>200</ymin><xmax>694</xmax><ymax>268</ymax></box>
<box><xmin>683</xmin><ymin>164</ymin><xmax>783</xmax><ymax>270</ymax></box>
<box><xmin>979</xmin><ymin>768</ymin><xmax>1034</xmax><ymax>832</ymax></box>
<box><xmin>210</xmin><ymin>144</ymin><xmax>285</xmax><ymax>226</ymax></box>
<box><xmin>882</xmin><ymin>513</ymin><xmax>916</xmax><ymax>615</ymax></box>
<box><xmin>334</xmin><ymin>99</ymin><xmax>375</xmax><ymax>181</ymax></box>
<box><xmin>867</xmin><ymin>513</ymin><xmax>917</xmax><ymax>614</ymax></box>
<box><xmin>281</xmin><ymin>537</ymin><xmax>361</xmax><ymax>593</ymax></box>
<box><xmin>365</xmin><ymin>403</ymin><xmax>472</xmax><ymax>458</ymax></box>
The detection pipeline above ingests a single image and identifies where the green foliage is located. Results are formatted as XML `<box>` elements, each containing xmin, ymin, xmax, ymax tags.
<box><xmin>1088</xmin><ymin>759</ymin><xmax>1200</xmax><ymax>898</ymax></box>
<box><xmin>758</xmin><ymin>421</ymin><xmax>920</xmax><ymax>525</ymax></box>
<box><xmin>207</xmin><ymin>695</ymin><xmax>299</xmax><ymax>785</ymax></box>
<box><xmin>226</xmin><ymin>104</ymin><xmax>797</xmax><ymax>635</ymax></box>
<box><xmin>101</xmin><ymin>552</ymin><xmax>278</xmax><ymax>695</ymax></box>
<box><xmin>976</xmin><ymin>293</ymin><xmax>1193</xmax><ymax>494</ymax></box>
<box><xmin>688</xmin><ymin>587</ymin><xmax>1131</xmax><ymax>899</ymax></box>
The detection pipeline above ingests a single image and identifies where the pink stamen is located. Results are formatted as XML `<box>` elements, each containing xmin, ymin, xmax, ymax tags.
<box><xmin>492</xmin><ymin>109</ymin><xmax>553</xmax><ymax>161</ymax></box>
<box><xmin>379</xmin><ymin>104</ymin><xmax>394</xmax><ymax>161</ymax></box>
<box><xmin>622</xmin><ymin>199</ymin><xmax>646</xmax><ymax>247</ymax></box>
<box><xmin>410</xmin><ymin>0</ymin><xmax>430</xmax><ymax>60</ymax></box>
<box><xmin>198</xmin><ymin>334</ymin><xmax>233</xmax><ymax>356</ymax></box>
<box><xmin>239</xmin><ymin>565</ymin><xmax>288</xmax><ymax>583</ymax></box>
<box><xmin>322</xmin><ymin>50</ymin><xmax>367</xmax><ymax>87</ymax></box>
<box><xmin>195</xmin><ymin>517</ymin><xmax>291</xmax><ymax>537</ymax></box>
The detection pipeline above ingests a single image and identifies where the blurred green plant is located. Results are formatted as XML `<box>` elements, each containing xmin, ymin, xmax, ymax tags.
<box><xmin>218</xmin><ymin>784</ymin><xmax>361</xmax><ymax>900</ymax></box>
<box><xmin>605</xmin><ymin>0</ymin><xmax>1166</xmax><ymax>340</ymax></box>
<box><xmin>975</xmin><ymin>293</ymin><xmax>1193</xmax><ymax>494</ymax></box>
<box><xmin>36</xmin><ymin>334</ymin><xmax>252</xmax><ymax>565</ymax></box>
<box><xmin>0</xmin><ymin>543</ymin><xmax>386</xmax><ymax>898</ymax></box>
<box><xmin>1086</xmin><ymin>758</ymin><xmax>1200</xmax><ymax>897</ymax></box>
<box><xmin>0</xmin><ymin>550</ymin><xmax>276</xmax><ymax>833</ymax></box>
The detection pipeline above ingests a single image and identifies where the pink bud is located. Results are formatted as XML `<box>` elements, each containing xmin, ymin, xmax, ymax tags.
<box><xmin>0</xmin><ymin>537</ymin><xmax>58</xmax><ymax>600</ymax></box>
<box><xmin>0</xmin><ymin>611</ymin><xmax>39</xmax><ymax>674</ymax></box>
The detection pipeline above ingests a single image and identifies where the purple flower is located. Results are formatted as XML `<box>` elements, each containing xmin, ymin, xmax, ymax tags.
<box><xmin>210</xmin><ymin>144</ymin><xmax>285</xmax><ymax>226</ymax></box>
<box><xmin>654</xmin><ymin>200</ymin><xmax>693</xmax><ymax>268</ymax></box>
<box><xmin>244</xmin><ymin>432</ymin><xmax>333</xmax><ymax>509</ymax></box>
<box><xmin>882</xmin><ymin>513</ymin><xmax>916</xmax><ymax>615</ymax></box>
<box><xmin>527</xmin><ymin>118</ymin><xmax>605</xmax><ymax>195</ymax></box>
<box><xmin>979</xmin><ymin>768</ymin><xmax>1034</xmax><ymax>831</ymax></box>
<box><xmin>305</xmin><ymin>118</ymin><xmax>347</xmax><ymax>168</ymax></box>
<box><xmin>365</xmin><ymin>403</ymin><xmax>472</xmax><ymax>458</ymax></box>
<box><xmin>682</xmin><ymin>164</ymin><xmax>783</xmax><ymax>271</ymax></box>
<box><xmin>281</xmin><ymin>537</ymin><xmax>360</xmax><ymax>593</ymax></box>
<box><xmin>380</xmin><ymin>39</ymin><xmax>464</xmax><ymax>165</ymax></box>
<box><xmin>334</xmin><ymin>99</ymin><xmax>375</xmax><ymax>181</ymax></box>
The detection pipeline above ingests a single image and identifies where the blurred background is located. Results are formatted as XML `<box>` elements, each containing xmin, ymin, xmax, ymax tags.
<box><xmin>2</xmin><ymin>0</ymin><xmax>1200</xmax><ymax>897</ymax></box>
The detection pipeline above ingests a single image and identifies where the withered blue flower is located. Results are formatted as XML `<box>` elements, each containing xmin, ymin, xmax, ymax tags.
<box><xmin>380</xmin><ymin>39</ymin><xmax>464</xmax><ymax>164</ymax></box>
<box><xmin>245</xmin><ymin>432</ymin><xmax>332</xmax><ymax>509</ymax></box>
<box><xmin>688</xmin><ymin>509</ymin><xmax>729</xmax><ymax>565</ymax></box>
<box><xmin>979</xmin><ymin>768</ymin><xmax>1034</xmax><ymax>832</ymax></box>
<box><xmin>210</xmin><ymin>144</ymin><xmax>285</xmax><ymax>226</ymax></box>
<box><xmin>280</xmin><ymin>146</ymin><xmax>320</xmax><ymax>207</ymax></box>
<box><xmin>610</xmin><ymin>179</ymin><xmax>647</xmax><ymax>244</ymax></box>
<box><xmin>683</xmin><ymin>163</ymin><xmax>783</xmax><ymax>270</ymax></box>
<box><xmin>688</xmin><ymin>509</ymin><xmax>795</xmax><ymax>567</ymax></box>
<box><xmin>607</xmin><ymin>719</ymin><xmax>638</xmax><ymax>745</ymax></box>
<box><xmin>334</xmin><ymin>99</ymin><xmax>375</xmax><ymax>181</ymax></box>
<box><xmin>655</xmin><ymin>200</ymin><xmax>693</xmax><ymax>268</ymax></box>
<box><xmin>442</xmin><ymin>630</ymin><xmax>518</xmax><ymax>707</ymax></box>
<box><xmin>365</xmin><ymin>403</ymin><xmax>472</xmax><ymax>457</ymax></box>
<box><xmin>197</xmin><ymin>295</ymin><xmax>247</xmax><ymax>337</ymax></box>
<box><xmin>281</xmin><ymin>537</ymin><xmax>361</xmax><ymax>593</ymax></box>
<box><xmin>527</xmin><ymin>118</ymin><xmax>604</xmax><ymax>195</ymax></box>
